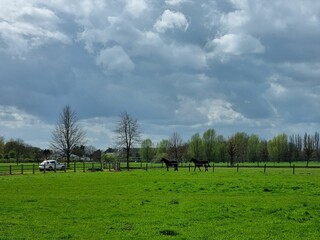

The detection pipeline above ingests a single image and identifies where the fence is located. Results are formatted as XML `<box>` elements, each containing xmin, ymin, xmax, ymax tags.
<box><xmin>0</xmin><ymin>161</ymin><xmax>320</xmax><ymax>175</ymax></box>
<box><xmin>0</xmin><ymin>161</ymin><xmax>154</xmax><ymax>175</ymax></box>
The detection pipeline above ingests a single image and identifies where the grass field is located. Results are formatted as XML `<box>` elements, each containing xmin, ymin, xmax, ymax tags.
<box><xmin>0</xmin><ymin>168</ymin><xmax>320</xmax><ymax>239</ymax></box>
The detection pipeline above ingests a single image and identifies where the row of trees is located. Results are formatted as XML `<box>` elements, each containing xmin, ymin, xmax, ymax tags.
<box><xmin>0</xmin><ymin>137</ymin><xmax>43</xmax><ymax>162</ymax></box>
<box><xmin>0</xmin><ymin>136</ymin><xmax>101</xmax><ymax>164</ymax></box>
<box><xmin>1</xmin><ymin>105</ymin><xmax>320</xmax><ymax>167</ymax></box>
<box><xmin>139</xmin><ymin>131</ymin><xmax>320</xmax><ymax>166</ymax></box>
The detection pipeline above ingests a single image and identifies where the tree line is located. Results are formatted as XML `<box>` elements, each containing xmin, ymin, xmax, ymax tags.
<box><xmin>0</xmin><ymin>137</ymin><xmax>43</xmax><ymax>163</ymax></box>
<box><xmin>1</xmin><ymin>105</ymin><xmax>320</xmax><ymax>167</ymax></box>
<box><xmin>139</xmin><ymin>130</ymin><xmax>320</xmax><ymax>166</ymax></box>
<box><xmin>0</xmin><ymin>136</ymin><xmax>101</xmax><ymax>164</ymax></box>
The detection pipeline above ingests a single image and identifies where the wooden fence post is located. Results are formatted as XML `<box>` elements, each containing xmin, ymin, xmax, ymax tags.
<box><xmin>237</xmin><ymin>164</ymin><xmax>239</xmax><ymax>172</ymax></box>
<box><xmin>83</xmin><ymin>162</ymin><xmax>85</xmax><ymax>172</ymax></box>
<box><xmin>146</xmin><ymin>163</ymin><xmax>148</xmax><ymax>171</ymax></box>
<box><xmin>212</xmin><ymin>163</ymin><xmax>214</xmax><ymax>173</ymax></box>
<box><xmin>293</xmin><ymin>164</ymin><xmax>295</xmax><ymax>175</ymax></box>
<box><xmin>33</xmin><ymin>164</ymin><xmax>35</xmax><ymax>174</ymax></box>
<box><xmin>264</xmin><ymin>164</ymin><xmax>266</xmax><ymax>174</ymax></box>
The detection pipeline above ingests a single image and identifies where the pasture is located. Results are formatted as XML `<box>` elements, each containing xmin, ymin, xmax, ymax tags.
<box><xmin>0</xmin><ymin>168</ymin><xmax>320</xmax><ymax>239</ymax></box>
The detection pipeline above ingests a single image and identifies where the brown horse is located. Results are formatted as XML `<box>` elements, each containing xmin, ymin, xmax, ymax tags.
<box><xmin>190</xmin><ymin>158</ymin><xmax>210</xmax><ymax>171</ymax></box>
<box><xmin>161</xmin><ymin>158</ymin><xmax>178</xmax><ymax>171</ymax></box>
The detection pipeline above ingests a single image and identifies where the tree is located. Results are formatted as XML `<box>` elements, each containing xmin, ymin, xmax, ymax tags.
<box><xmin>73</xmin><ymin>145</ymin><xmax>86</xmax><ymax>158</ymax></box>
<box><xmin>168</xmin><ymin>132</ymin><xmax>185</xmax><ymax>161</ymax></box>
<box><xmin>314</xmin><ymin>132</ymin><xmax>320</xmax><ymax>162</ymax></box>
<box><xmin>50</xmin><ymin>105</ymin><xmax>86</xmax><ymax>168</ymax></box>
<box><xmin>247</xmin><ymin>134</ymin><xmax>260</xmax><ymax>163</ymax></box>
<box><xmin>4</xmin><ymin>139</ymin><xmax>26</xmax><ymax>164</ymax></box>
<box><xmin>114</xmin><ymin>111</ymin><xmax>141</xmax><ymax>170</ymax></box>
<box><xmin>257</xmin><ymin>140</ymin><xmax>268</xmax><ymax>163</ymax></box>
<box><xmin>0</xmin><ymin>136</ymin><xmax>4</xmax><ymax>159</ymax></box>
<box><xmin>155</xmin><ymin>139</ymin><xmax>169</xmax><ymax>160</ymax></box>
<box><xmin>214</xmin><ymin>135</ymin><xmax>226</xmax><ymax>163</ymax></box>
<box><xmin>202</xmin><ymin>129</ymin><xmax>216</xmax><ymax>162</ymax></box>
<box><xmin>85</xmin><ymin>145</ymin><xmax>97</xmax><ymax>161</ymax></box>
<box><xmin>226</xmin><ymin>136</ymin><xmax>237</xmax><ymax>166</ymax></box>
<box><xmin>268</xmin><ymin>134</ymin><xmax>288</xmax><ymax>162</ymax></box>
<box><xmin>188</xmin><ymin>133</ymin><xmax>203</xmax><ymax>160</ymax></box>
<box><xmin>140</xmin><ymin>139</ymin><xmax>155</xmax><ymax>162</ymax></box>
<box><xmin>303</xmin><ymin>133</ymin><xmax>314</xmax><ymax>167</ymax></box>
<box><xmin>288</xmin><ymin>134</ymin><xmax>302</xmax><ymax>163</ymax></box>
<box><xmin>42</xmin><ymin>149</ymin><xmax>52</xmax><ymax>160</ymax></box>
<box><xmin>92</xmin><ymin>150</ymin><xmax>102</xmax><ymax>162</ymax></box>
<box><xmin>226</xmin><ymin>132</ymin><xmax>248</xmax><ymax>166</ymax></box>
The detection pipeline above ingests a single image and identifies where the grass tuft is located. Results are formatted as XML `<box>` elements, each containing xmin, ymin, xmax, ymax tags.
<box><xmin>159</xmin><ymin>229</ymin><xmax>178</xmax><ymax>236</ymax></box>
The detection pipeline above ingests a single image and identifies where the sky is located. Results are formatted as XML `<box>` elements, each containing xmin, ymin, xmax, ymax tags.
<box><xmin>1</xmin><ymin>0</ymin><xmax>320</xmax><ymax>150</ymax></box>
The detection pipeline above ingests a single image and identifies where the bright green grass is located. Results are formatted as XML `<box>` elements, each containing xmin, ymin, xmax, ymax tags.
<box><xmin>0</xmin><ymin>168</ymin><xmax>320</xmax><ymax>239</ymax></box>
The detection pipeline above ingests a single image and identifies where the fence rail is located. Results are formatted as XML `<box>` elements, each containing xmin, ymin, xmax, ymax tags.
<box><xmin>0</xmin><ymin>161</ymin><xmax>320</xmax><ymax>175</ymax></box>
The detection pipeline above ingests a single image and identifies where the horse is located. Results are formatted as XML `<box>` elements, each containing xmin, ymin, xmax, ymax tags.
<box><xmin>161</xmin><ymin>158</ymin><xmax>178</xmax><ymax>171</ymax></box>
<box><xmin>190</xmin><ymin>158</ymin><xmax>210</xmax><ymax>171</ymax></box>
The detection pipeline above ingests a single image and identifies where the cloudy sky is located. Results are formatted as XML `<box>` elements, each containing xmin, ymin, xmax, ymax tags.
<box><xmin>1</xmin><ymin>0</ymin><xmax>320</xmax><ymax>149</ymax></box>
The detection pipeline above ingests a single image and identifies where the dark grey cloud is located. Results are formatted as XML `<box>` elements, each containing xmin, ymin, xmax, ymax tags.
<box><xmin>1</xmin><ymin>0</ymin><xmax>320</xmax><ymax>148</ymax></box>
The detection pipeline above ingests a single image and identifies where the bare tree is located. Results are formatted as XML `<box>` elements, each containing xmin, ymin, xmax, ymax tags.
<box><xmin>114</xmin><ymin>111</ymin><xmax>141</xmax><ymax>170</ymax></box>
<box><xmin>50</xmin><ymin>105</ymin><xmax>86</xmax><ymax>168</ymax></box>
<box><xmin>85</xmin><ymin>145</ymin><xmax>97</xmax><ymax>161</ymax></box>
<box><xmin>303</xmin><ymin>133</ymin><xmax>314</xmax><ymax>167</ymax></box>
<box><xmin>168</xmin><ymin>132</ymin><xmax>185</xmax><ymax>161</ymax></box>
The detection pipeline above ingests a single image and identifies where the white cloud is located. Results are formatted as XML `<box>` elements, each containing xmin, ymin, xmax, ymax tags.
<box><xmin>0</xmin><ymin>1</ymin><xmax>71</xmax><ymax>57</ymax></box>
<box><xmin>208</xmin><ymin>33</ymin><xmax>264</xmax><ymax>58</ymax></box>
<box><xmin>266</xmin><ymin>74</ymin><xmax>293</xmax><ymax>98</ymax></box>
<box><xmin>197</xmin><ymin>99</ymin><xmax>249</xmax><ymax>125</ymax></box>
<box><xmin>154</xmin><ymin>10</ymin><xmax>189</xmax><ymax>33</ymax></box>
<box><xmin>0</xmin><ymin>105</ymin><xmax>53</xmax><ymax>148</ymax></box>
<box><xmin>96</xmin><ymin>46</ymin><xmax>135</xmax><ymax>73</ymax></box>
<box><xmin>165</xmin><ymin>0</ymin><xmax>188</xmax><ymax>6</ymax></box>
<box><xmin>124</xmin><ymin>0</ymin><xmax>148</xmax><ymax>18</ymax></box>
<box><xmin>0</xmin><ymin>105</ymin><xmax>48</xmax><ymax>129</ymax></box>
<box><xmin>221</xmin><ymin>0</ymin><xmax>320</xmax><ymax>36</ymax></box>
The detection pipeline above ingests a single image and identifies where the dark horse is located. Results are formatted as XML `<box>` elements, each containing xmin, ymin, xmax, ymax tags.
<box><xmin>161</xmin><ymin>158</ymin><xmax>178</xmax><ymax>171</ymax></box>
<box><xmin>190</xmin><ymin>158</ymin><xmax>210</xmax><ymax>171</ymax></box>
